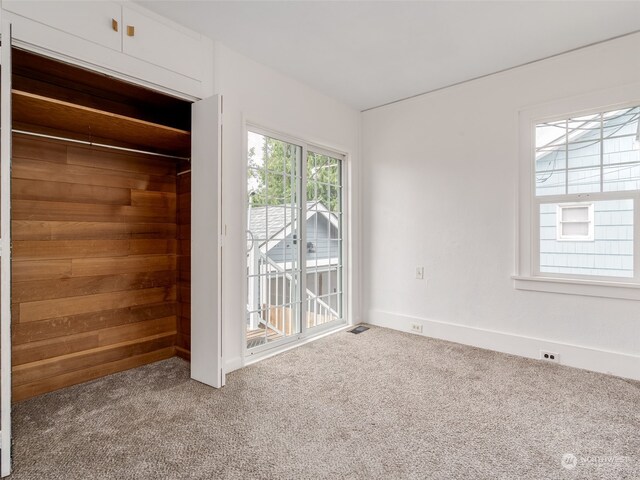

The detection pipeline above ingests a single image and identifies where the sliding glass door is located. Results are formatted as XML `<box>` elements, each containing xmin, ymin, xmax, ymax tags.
<box><xmin>246</xmin><ymin>131</ymin><xmax>303</xmax><ymax>349</ymax></box>
<box><xmin>304</xmin><ymin>150</ymin><xmax>343</xmax><ymax>331</ymax></box>
<box><xmin>246</xmin><ymin>129</ymin><xmax>344</xmax><ymax>352</ymax></box>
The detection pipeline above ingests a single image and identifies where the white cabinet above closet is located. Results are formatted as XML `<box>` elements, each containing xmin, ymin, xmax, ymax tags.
<box><xmin>121</xmin><ymin>6</ymin><xmax>203</xmax><ymax>82</ymax></box>
<box><xmin>1</xmin><ymin>1</ymin><xmax>213</xmax><ymax>100</ymax></box>
<box><xmin>3</xmin><ymin>1</ymin><xmax>122</xmax><ymax>51</ymax></box>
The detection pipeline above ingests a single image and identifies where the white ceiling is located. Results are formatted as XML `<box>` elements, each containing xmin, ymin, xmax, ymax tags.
<box><xmin>140</xmin><ymin>1</ymin><xmax>640</xmax><ymax>111</ymax></box>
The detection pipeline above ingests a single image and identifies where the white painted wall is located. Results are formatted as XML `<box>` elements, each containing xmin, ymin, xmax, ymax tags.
<box><xmin>213</xmin><ymin>43</ymin><xmax>361</xmax><ymax>372</ymax></box>
<box><xmin>362</xmin><ymin>32</ymin><xmax>640</xmax><ymax>379</ymax></box>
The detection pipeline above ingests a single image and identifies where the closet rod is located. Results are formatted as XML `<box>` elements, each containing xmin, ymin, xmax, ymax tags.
<box><xmin>12</xmin><ymin>129</ymin><xmax>190</xmax><ymax>161</ymax></box>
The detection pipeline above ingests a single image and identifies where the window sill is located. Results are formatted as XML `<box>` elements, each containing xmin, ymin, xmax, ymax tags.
<box><xmin>512</xmin><ymin>275</ymin><xmax>640</xmax><ymax>300</ymax></box>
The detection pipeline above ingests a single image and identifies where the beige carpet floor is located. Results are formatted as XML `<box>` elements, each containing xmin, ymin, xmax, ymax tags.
<box><xmin>9</xmin><ymin>325</ymin><xmax>640</xmax><ymax>479</ymax></box>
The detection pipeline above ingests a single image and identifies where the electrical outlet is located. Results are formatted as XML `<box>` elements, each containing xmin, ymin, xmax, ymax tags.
<box><xmin>410</xmin><ymin>322</ymin><xmax>423</xmax><ymax>333</ymax></box>
<box><xmin>540</xmin><ymin>350</ymin><xmax>559</xmax><ymax>362</ymax></box>
<box><xmin>415</xmin><ymin>267</ymin><xmax>424</xmax><ymax>280</ymax></box>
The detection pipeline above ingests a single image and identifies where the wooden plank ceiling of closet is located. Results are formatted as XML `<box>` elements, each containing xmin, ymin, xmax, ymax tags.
<box><xmin>11</xmin><ymin>49</ymin><xmax>192</xmax><ymax>157</ymax></box>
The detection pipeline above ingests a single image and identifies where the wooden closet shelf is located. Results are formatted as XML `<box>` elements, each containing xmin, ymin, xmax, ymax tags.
<box><xmin>12</xmin><ymin>90</ymin><xmax>191</xmax><ymax>156</ymax></box>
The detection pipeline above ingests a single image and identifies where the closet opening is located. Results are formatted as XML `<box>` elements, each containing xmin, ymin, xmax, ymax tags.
<box><xmin>9</xmin><ymin>48</ymin><xmax>193</xmax><ymax>401</ymax></box>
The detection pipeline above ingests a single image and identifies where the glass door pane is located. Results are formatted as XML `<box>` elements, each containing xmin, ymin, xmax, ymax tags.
<box><xmin>246</xmin><ymin>131</ymin><xmax>302</xmax><ymax>349</ymax></box>
<box><xmin>305</xmin><ymin>150</ymin><xmax>343</xmax><ymax>329</ymax></box>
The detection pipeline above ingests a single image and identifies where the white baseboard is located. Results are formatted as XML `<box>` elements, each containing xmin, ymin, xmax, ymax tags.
<box><xmin>367</xmin><ymin>310</ymin><xmax>640</xmax><ymax>382</ymax></box>
<box><xmin>225</xmin><ymin>356</ymin><xmax>243</xmax><ymax>374</ymax></box>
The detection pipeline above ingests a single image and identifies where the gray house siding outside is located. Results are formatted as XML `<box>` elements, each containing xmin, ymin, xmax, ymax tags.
<box><xmin>539</xmin><ymin>200</ymin><xmax>633</xmax><ymax>278</ymax></box>
<box><xmin>268</xmin><ymin>212</ymin><xmax>340</xmax><ymax>265</ymax></box>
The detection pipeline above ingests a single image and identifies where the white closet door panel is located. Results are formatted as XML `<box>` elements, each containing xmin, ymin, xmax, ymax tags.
<box><xmin>122</xmin><ymin>6</ymin><xmax>203</xmax><ymax>81</ymax></box>
<box><xmin>191</xmin><ymin>94</ymin><xmax>224</xmax><ymax>388</ymax></box>
<box><xmin>3</xmin><ymin>1</ymin><xmax>122</xmax><ymax>51</ymax></box>
<box><xmin>0</xmin><ymin>21</ymin><xmax>13</xmax><ymax>478</ymax></box>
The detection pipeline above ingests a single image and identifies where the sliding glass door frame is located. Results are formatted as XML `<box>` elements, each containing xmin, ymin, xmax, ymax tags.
<box><xmin>243</xmin><ymin>124</ymin><xmax>348</xmax><ymax>358</ymax></box>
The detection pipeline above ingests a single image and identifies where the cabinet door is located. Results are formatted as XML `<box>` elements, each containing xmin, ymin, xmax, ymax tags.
<box><xmin>0</xmin><ymin>21</ymin><xmax>12</xmax><ymax>478</ymax></box>
<box><xmin>2</xmin><ymin>1</ymin><xmax>121</xmax><ymax>51</ymax></box>
<box><xmin>191</xmin><ymin>95</ymin><xmax>224</xmax><ymax>389</ymax></box>
<box><xmin>122</xmin><ymin>6</ymin><xmax>203</xmax><ymax>81</ymax></box>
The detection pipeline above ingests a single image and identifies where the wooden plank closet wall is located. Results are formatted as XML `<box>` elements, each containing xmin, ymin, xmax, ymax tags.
<box><xmin>11</xmin><ymin>134</ymin><xmax>180</xmax><ymax>402</ymax></box>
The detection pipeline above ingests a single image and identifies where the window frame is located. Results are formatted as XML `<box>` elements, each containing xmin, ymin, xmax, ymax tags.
<box><xmin>555</xmin><ymin>202</ymin><xmax>594</xmax><ymax>242</ymax></box>
<box><xmin>515</xmin><ymin>82</ymin><xmax>640</xmax><ymax>299</ymax></box>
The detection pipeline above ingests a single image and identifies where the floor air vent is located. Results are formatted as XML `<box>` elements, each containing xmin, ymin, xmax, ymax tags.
<box><xmin>348</xmin><ymin>326</ymin><xmax>369</xmax><ymax>334</ymax></box>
